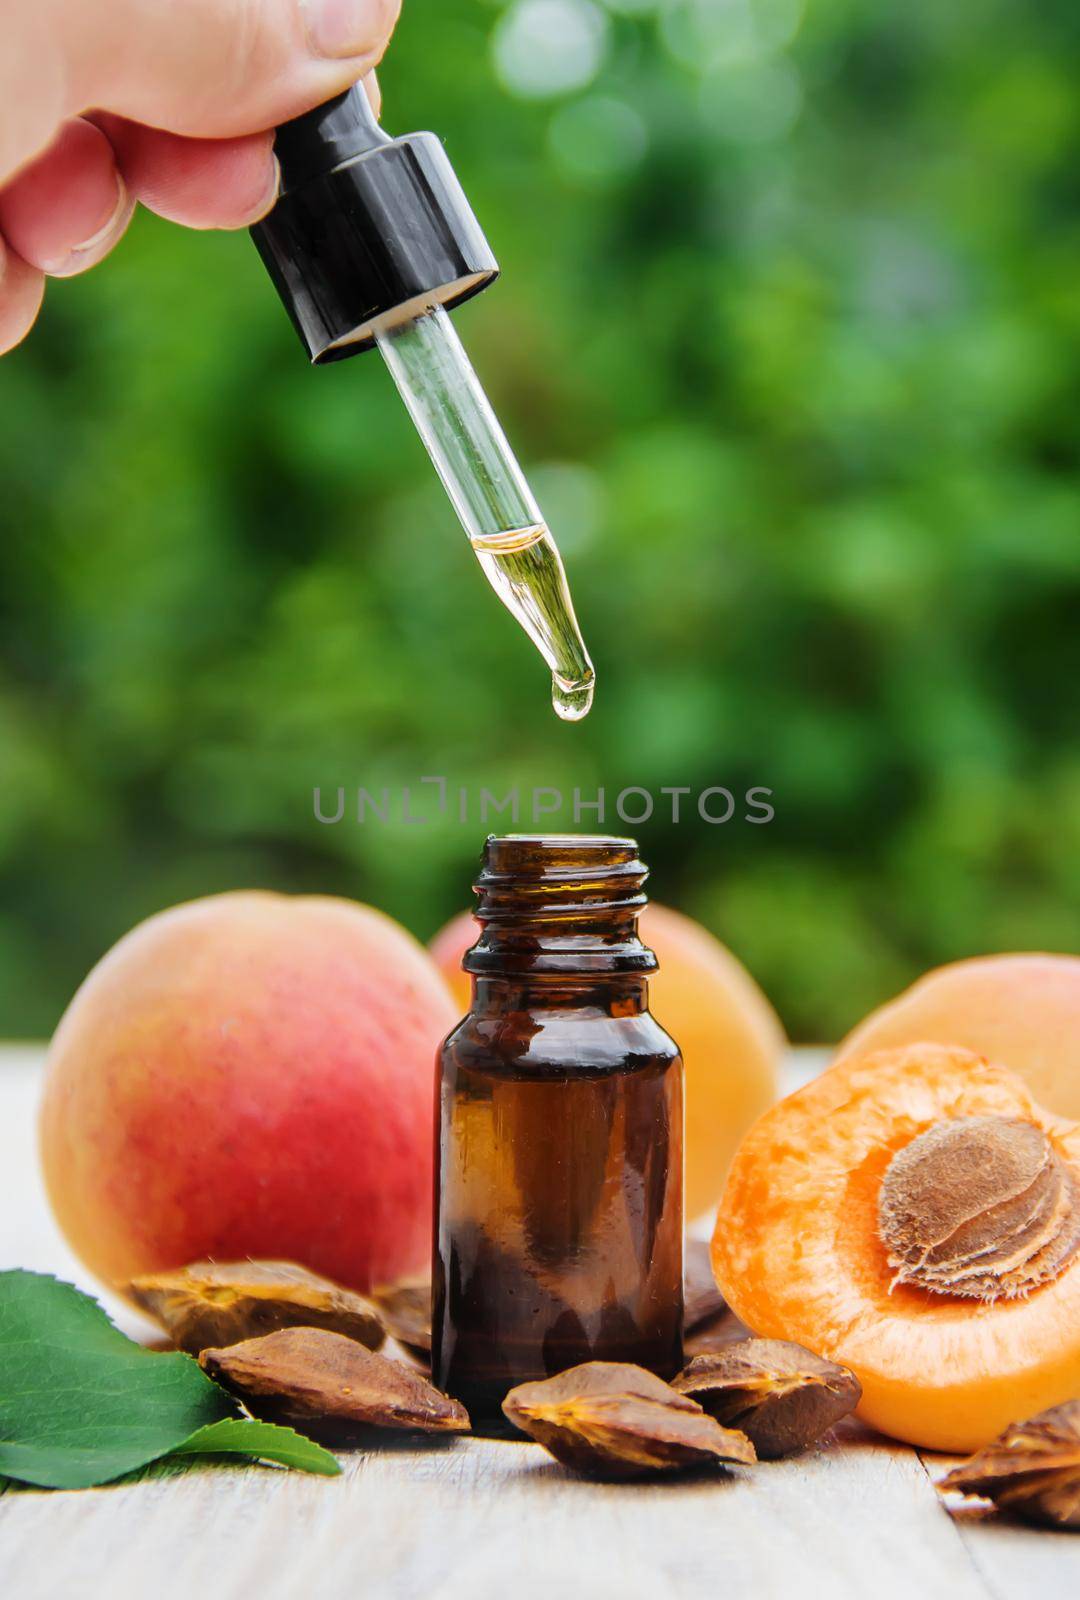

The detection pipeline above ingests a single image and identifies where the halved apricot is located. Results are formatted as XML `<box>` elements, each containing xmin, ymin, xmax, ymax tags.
<box><xmin>711</xmin><ymin>1043</ymin><xmax>1080</xmax><ymax>1452</ymax></box>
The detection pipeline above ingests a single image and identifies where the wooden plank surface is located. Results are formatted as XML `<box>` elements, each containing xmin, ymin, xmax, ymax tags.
<box><xmin>2</xmin><ymin>1045</ymin><xmax>1077</xmax><ymax>1600</ymax></box>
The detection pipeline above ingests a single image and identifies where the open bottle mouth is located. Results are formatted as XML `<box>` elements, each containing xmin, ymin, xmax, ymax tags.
<box><xmin>464</xmin><ymin>834</ymin><xmax>656</xmax><ymax>976</ymax></box>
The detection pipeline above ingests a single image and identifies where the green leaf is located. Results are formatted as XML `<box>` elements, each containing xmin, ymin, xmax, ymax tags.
<box><xmin>0</xmin><ymin>1273</ymin><xmax>341</xmax><ymax>1488</ymax></box>
<box><xmin>170</xmin><ymin>1419</ymin><xmax>341</xmax><ymax>1476</ymax></box>
<box><xmin>0</xmin><ymin>1270</ymin><xmax>237</xmax><ymax>1489</ymax></box>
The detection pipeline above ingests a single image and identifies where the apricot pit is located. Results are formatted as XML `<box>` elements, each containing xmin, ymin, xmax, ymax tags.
<box><xmin>878</xmin><ymin>1117</ymin><xmax>1080</xmax><ymax>1301</ymax></box>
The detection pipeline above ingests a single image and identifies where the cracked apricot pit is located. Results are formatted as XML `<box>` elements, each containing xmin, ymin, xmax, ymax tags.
<box><xmin>711</xmin><ymin>1043</ymin><xmax>1080</xmax><ymax>1452</ymax></box>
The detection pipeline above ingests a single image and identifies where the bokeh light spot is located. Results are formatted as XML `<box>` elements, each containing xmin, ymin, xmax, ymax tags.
<box><xmin>548</xmin><ymin>95</ymin><xmax>648</xmax><ymax>183</ymax></box>
<box><xmin>660</xmin><ymin>0</ymin><xmax>805</xmax><ymax>72</ymax></box>
<box><xmin>699</xmin><ymin>59</ymin><xmax>803</xmax><ymax>143</ymax></box>
<box><xmin>492</xmin><ymin>0</ymin><xmax>610</xmax><ymax>100</ymax></box>
<box><xmin>530</xmin><ymin>461</ymin><xmax>608</xmax><ymax>552</ymax></box>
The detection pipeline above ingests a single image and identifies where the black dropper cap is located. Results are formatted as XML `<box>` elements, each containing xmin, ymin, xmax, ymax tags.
<box><xmin>252</xmin><ymin>86</ymin><xmax>499</xmax><ymax>364</ymax></box>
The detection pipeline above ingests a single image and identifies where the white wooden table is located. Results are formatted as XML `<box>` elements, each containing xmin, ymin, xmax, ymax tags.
<box><xmin>2</xmin><ymin>1044</ymin><xmax>1077</xmax><ymax>1600</ymax></box>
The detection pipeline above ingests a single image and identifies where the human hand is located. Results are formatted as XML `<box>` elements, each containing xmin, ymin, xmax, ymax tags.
<box><xmin>0</xmin><ymin>0</ymin><xmax>401</xmax><ymax>353</ymax></box>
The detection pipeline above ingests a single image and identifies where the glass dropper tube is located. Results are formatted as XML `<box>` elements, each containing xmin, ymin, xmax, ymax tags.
<box><xmin>373</xmin><ymin>304</ymin><xmax>595</xmax><ymax>721</ymax></box>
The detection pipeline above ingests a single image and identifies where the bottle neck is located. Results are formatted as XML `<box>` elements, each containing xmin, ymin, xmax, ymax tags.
<box><xmin>464</xmin><ymin>834</ymin><xmax>657</xmax><ymax>983</ymax></box>
<box><xmin>470</xmin><ymin>974</ymin><xmax>650</xmax><ymax>1016</ymax></box>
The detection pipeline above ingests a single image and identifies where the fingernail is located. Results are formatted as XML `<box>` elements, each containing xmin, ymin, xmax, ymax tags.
<box><xmin>243</xmin><ymin>155</ymin><xmax>282</xmax><ymax>225</ymax></box>
<box><xmin>41</xmin><ymin>174</ymin><xmax>132</xmax><ymax>278</ymax></box>
<box><xmin>301</xmin><ymin>0</ymin><xmax>380</xmax><ymax>59</ymax></box>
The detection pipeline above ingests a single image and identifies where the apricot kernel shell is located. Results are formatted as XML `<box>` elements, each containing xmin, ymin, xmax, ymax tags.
<box><xmin>878</xmin><ymin>1117</ymin><xmax>1080</xmax><ymax>1302</ymax></box>
<box><xmin>128</xmin><ymin>1259</ymin><xmax>386</xmax><ymax>1354</ymax></box>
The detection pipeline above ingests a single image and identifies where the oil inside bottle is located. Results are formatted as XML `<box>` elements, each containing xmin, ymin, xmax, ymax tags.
<box><xmin>435</xmin><ymin>1046</ymin><xmax>683</xmax><ymax>1420</ymax></box>
<box><xmin>468</xmin><ymin>524</ymin><xmax>595</xmax><ymax>722</ymax></box>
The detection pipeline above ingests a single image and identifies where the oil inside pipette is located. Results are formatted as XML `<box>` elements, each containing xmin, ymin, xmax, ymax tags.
<box><xmin>468</xmin><ymin>524</ymin><xmax>595</xmax><ymax>721</ymax></box>
<box><xmin>373</xmin><ymin>304</ymin><xmax>595</xmax><ymax>722</ymax></box>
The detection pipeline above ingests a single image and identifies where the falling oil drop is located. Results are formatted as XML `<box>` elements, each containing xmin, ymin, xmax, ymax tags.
<box><xmin>552</xmin><ymin>672</ymin><xmax>595</xmax><ymax>722</ymax></box>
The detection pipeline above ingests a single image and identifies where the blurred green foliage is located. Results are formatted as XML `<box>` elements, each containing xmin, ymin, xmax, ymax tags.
<box><xmin>1</xmin><ymin>0</ymin><xmax>1078</xmax><ymax>1040</ymax></box>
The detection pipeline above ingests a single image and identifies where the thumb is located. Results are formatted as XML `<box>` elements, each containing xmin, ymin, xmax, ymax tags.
<box><xmin>72</xmin><ymin>0</ymin><xmax>400</xmax><ymax>140</ymax></box>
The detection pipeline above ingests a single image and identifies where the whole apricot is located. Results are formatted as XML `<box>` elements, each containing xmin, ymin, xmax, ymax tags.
<box><xmin>835</xmin><ymin>954</ymin><xmax>1080</xmax><ymax>1118</ymax></box>
<box><xmin>40</xmin><ymin>892</ymin><xmax>457</xmax><ymax>1295</ymax></box>
<box><xmin>430</xmin><ymin>901</ymin><xmax>784</xmax><ymax>1220</ymax></box>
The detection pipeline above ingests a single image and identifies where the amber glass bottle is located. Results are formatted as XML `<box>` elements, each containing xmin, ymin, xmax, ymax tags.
<box><xmin>433</xmin><ymin>834</ymin><xmax>684</xmax><ymax>1420</ymax></box>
